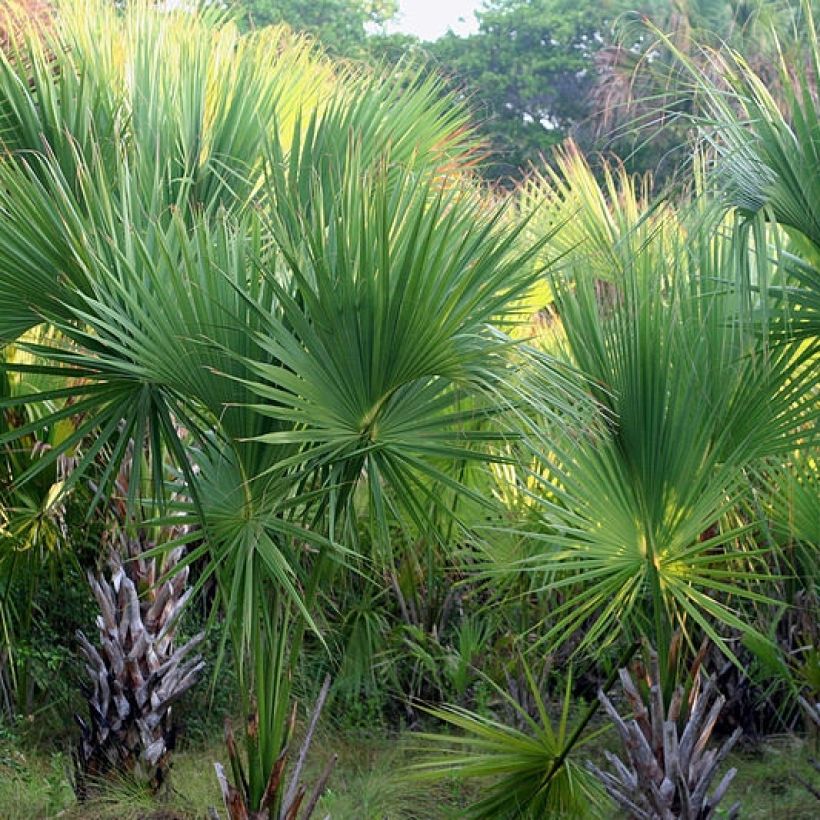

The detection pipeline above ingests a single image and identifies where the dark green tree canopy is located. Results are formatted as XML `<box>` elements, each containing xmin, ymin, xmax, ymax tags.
<box><xmin>430</xmin><ymin>0</ymin><xmax>628</xmax><ymax>183</ymax></box>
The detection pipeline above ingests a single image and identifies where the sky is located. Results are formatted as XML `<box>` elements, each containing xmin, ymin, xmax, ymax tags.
<box><xmin>389</xmin><ymin>0</ymin><xmax>482</xmax><ymax>41</ymax></box>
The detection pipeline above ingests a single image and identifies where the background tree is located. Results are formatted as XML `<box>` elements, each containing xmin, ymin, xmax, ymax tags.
<box><xmin>236</xmin><ymin>0</ymin><xmax>632</xmax><ymax>184</ymax></box>
<box><xmin>232</xmin><ymin>1</ymin><xmax>819</xmax><ymax>184</ymax></box>
<box><xmin>429</xmin><ymin>0</ymin><xmax>631</xmax><ymax>184</ymax></box>
<box><xmin>239</xmin><ymin>0</ymin><xmax>398</xmax><ymax>57</ymax></box>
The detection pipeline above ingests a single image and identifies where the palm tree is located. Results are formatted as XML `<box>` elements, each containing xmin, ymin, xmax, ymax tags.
<box><xmin>0</xmin><ymin>2</ymin><xmax>573</xmax><ymax>814</ymax></box>
<box><xmin>506</xmin><ymin>145</ymin><xmax>816</xmax><ymax>676</ymax></box>
<box><xmin>407</xmin><ymin>109</ymin><xmax>816</xmax><ymax>820</ymax></box>
<box><xmin>74</xmin><ymin>530</ymin><xmax>205</xmax><ymax>798</ymax></box>
<box><xmin>590</xmin><ymin>642</ymin><xmax>742</xmax><ymax>819</ymax></box>
<box><xmin>676</xmin><ymin>1</ymin><xmax>820</xmax><ymax>734</ymax></box>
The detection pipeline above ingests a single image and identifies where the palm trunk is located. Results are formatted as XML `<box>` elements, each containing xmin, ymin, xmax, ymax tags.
<box><xmin>588</xmin><ymin>643</ymin><xmax>741</xmax><ymax>820</ymax></box>
<box><xmin>73</xmin><ymin>532</ymin><xmax>204</xmax><ymax>798</ymax></box>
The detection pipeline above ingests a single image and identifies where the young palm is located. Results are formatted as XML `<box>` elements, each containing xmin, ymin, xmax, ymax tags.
<box><xmin>410</xmin><ymin>664</ymin><xmax>608</xmax><ymax>819</ymax></box>
<box><xmin>518</xmin><ymin>204</ymin><xmax>815</xmax><ymax>673</ymax></box>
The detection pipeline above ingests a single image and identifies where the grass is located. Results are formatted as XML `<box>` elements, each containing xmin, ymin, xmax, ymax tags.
<box><xmin>0</xmin><ymin>729</ymin><xmax>817</xmax><ymax>818</ymax></box>
<box><xmin>0</xmin><ymin>729</ymin><xmax>474</xmax><ymax>819</ymax></box>
<box><xmin>724</xmin><ymin>736</ymin><xmax>819</xmax><ymax>819</ymax></box>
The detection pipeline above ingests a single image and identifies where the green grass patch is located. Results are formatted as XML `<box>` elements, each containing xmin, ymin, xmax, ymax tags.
<box><xmin>0</xmin><ymin>730</ymin><xmax>817</xmax><ymax>818</ymax></box>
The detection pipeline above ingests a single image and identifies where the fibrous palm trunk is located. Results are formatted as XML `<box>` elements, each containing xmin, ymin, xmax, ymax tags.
<box><xmin>74</xmin><ymin>532</ymin><xmax>204</xmax><ymax>797</ymax></box>
<box><xmin>588</xmin><ymin>645</ymin><xmax>741</xmax><ymax>820</ymax></box>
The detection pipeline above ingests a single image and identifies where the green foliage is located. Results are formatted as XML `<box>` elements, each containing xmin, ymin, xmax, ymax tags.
<box><xmin>0</xmin><ymin>339</ymin><xmax>101</xmax><ymax>721</ymax></box>
<box><xmin>492</xmin><ymin>144</ymin><xmax>817</xmax><ymax>674</ymax></box>
<box><xmin>430</xmin><ymin>0</ymin><xmax>628</xmax><ymax>183</ymax></box>
<box><xmin>679</xmin><ymin>4</ymin><xmax>820</xmax><ymax>341</ymax></box>
<box><xmin>410</xmin><ymin>666</ymin><xmax>608</xmax><ymax>818</ymax></box>
<box><xmin>0</xmin><ymin>2</ymin><xmax>816</xmax><ymax>815</ymax></box>
<box><xmin>589</xmin><ymin>1</ymin><xmax>820</xmax><ymax>181</ymax></box>
<box><xmin>238</xmin><ymin>0</ymin><xmax>398</xmax><ymax>56</ymax></box>
<box><xmin>229</xmin><ymin>1</ymin><xmax>820</xmax><ymax>184</ymax></box>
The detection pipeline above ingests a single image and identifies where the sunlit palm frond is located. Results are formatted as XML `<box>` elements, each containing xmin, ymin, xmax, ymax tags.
<box><xmin>513</xmin><ymin>208</ymin><xmax>817</xmax><ymax>665</ymax></box>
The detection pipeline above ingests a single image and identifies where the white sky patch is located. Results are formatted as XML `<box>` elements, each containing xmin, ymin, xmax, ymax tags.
<box><xmin>389</xmin><ymin>0</ymin><xmax>482</xmax><ymax>41</ymax></box>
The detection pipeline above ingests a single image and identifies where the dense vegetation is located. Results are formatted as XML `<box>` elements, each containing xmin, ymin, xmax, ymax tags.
<box><xmin>0</xmin><ymin>1</ymin><xmax>817</xmax><ymax>818</ymax></box>
<box><xmin>240</xmin><ymin>0</ymin><xmax>820</xmax><ymax>184</ymax></box>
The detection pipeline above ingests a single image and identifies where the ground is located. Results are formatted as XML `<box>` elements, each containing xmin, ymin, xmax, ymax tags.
<box><xmin>0</xmin><ymin>731</ymin><xmax>817</xmax><ymax>818</ymax></box>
